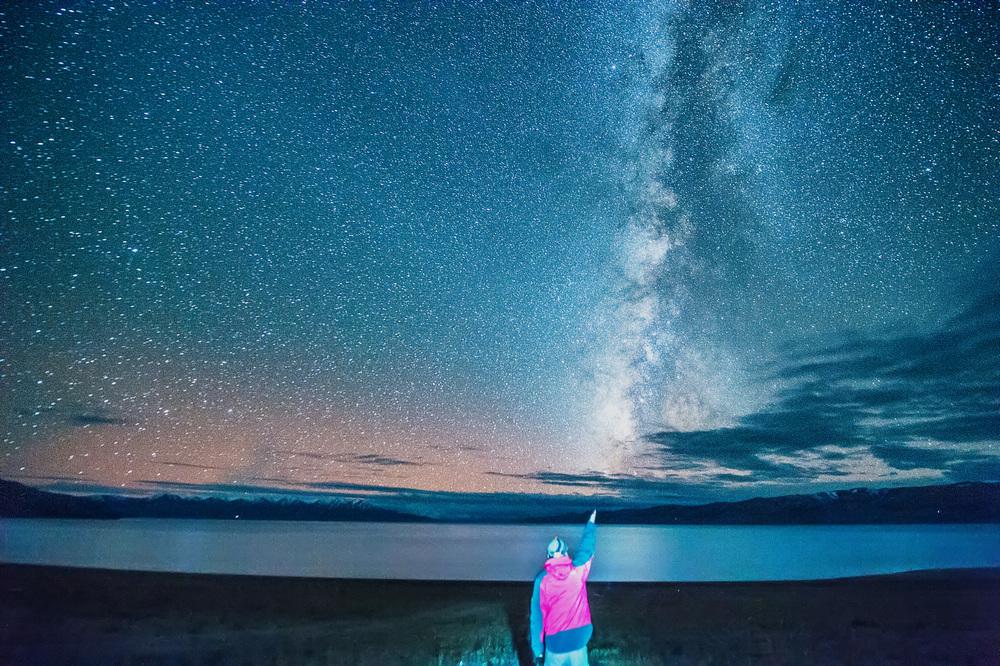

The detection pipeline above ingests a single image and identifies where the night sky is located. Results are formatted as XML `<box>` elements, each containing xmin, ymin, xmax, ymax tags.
<box><xmin>2</xmin><ymin>1</ymin><xmax>998</xmax><ymax>510</ymax></box>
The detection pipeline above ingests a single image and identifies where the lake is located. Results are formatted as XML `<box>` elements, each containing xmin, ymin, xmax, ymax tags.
<box><xmin>1</xmin><ymin>519</ymin><xmax>997</xmax><ymax>581</ymax></box>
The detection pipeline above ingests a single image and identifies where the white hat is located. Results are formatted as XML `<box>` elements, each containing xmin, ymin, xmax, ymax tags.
<box><xmin>547</xmin><ymin>536</ymin><xmax>567</xmax><ymax>558</ymax></box>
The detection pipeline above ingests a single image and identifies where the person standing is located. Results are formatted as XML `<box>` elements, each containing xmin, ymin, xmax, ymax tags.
<box><xmin>529</xmin><ymin>510</ymin><xmax>597</xmax><ymax>665</ymax></box>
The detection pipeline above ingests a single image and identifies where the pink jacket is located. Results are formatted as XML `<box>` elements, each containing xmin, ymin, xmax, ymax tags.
<box><xmin>539</xmin><ymin>554</ymin><xmax>592</xmax><ymax>636</ymax></box>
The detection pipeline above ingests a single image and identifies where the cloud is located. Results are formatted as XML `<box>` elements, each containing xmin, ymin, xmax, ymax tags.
<box><xmin>71</xmin><ymin>412</ymin><xmax>129</xmax><ymax>426</ymax></box>
<box><xmin>13</xmin><ymin>404</ymin><xmax>130</xmax><ymax>428</ymax></box>
<box><xmin>777</xmin><ymin>292</ymin><xmax>999</xmax><ymax>441</ymax></box>
<box><xmin>152</xmin><ymin>460</ymin><xmax>228</xmax><ymax>472</ymax></box>
<box><xmin>494</xmin><ymin>292</ymin><xmax>999</xmax><ymax>502</ymax></box>
<box><xmin>351</xmin><ymin>454</ymin><xmax>423</xmax><ymax>467</ymax></box>
<box><xmin>487</xmin><ymin>469</ymin><xmax>714</xmax><ymax>504</ymax></box>
<box><xmin>273</xmin><ymin>449</ymin><xmax>330</xmax><ymax>461</ymax></box>
<box><xmin>638</xmin><ymin>292</ymin><xmax>1000</xmax><ymax>488</ymax></box>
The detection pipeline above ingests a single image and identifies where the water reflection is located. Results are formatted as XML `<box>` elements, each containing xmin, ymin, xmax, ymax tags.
<box><xmin>1</xmin><ymin>520</ymin><xmax>997</xmax><ymax>581</ymax></box>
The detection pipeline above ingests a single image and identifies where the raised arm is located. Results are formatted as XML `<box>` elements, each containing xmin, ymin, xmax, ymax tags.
<box><xmin>572</xmin><ymin>510</ymin><xmax>597</xmax><ymax>566</ymax></box>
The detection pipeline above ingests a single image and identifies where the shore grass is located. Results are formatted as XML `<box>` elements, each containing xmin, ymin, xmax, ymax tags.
<box><xmin>2</xmin><ymin>564</ymin><xmax>998</xmax><ymax>665</ymax></box>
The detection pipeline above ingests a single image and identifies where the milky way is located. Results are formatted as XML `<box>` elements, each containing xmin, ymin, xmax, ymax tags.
<box><xmin>2</xmin><ymin>1</ymin><xmax>998</xmax><ymax>506</ymax></box>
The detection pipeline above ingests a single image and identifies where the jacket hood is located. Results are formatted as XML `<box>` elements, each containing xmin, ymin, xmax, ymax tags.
<box><xmin>544</xmin><ymin>554</ymin><xmax>574</xmax><ymax>580</ymax></box>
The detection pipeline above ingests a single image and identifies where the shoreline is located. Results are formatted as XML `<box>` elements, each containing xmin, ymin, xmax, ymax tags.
<box><xmin>2</xmin><ymin>564</ymin><xmax>999</xmax><ymax>664</ymax></box>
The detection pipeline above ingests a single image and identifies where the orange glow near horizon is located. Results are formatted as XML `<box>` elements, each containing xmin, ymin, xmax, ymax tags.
<box><xmin>1</xmin><ymin>403</ymin><xmax>615</xmax><ymax>498</ymax></box>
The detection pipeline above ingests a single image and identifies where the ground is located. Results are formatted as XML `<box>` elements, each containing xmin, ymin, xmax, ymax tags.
<box><xmin>1</xmin><ymin>564</ymin><xmax>998</xmax><ymax>665</ymax></box>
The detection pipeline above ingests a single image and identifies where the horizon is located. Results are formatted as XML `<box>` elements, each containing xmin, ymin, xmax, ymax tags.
<box><xmin>2</xmin><ymin>2</ymin><xmax>998</xmax><ymax>508</ymax></box>
<box><xmin>4</xmin><ymin>476</ymin><xmax>997</xmax><ymax>525</ymax></box>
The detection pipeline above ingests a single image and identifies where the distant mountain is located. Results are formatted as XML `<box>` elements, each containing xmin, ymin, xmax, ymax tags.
<box><xmin>1</xmin><ymin>479</ymin><xmax>997</xmax><ymax>524</ymax></box>
<box><xmin>0</xmin><ymin>479</ymin><xmax>428</xmax><ymax>522</ymax></box>
<box><xmin>584</xmin><ymin>482</ymin><xmax>1000</xmax><ymax>525</ymax></box>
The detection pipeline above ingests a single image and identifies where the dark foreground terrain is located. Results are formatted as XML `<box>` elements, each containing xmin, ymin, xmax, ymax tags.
<box><xmin>1</xmin><ymin>564</ymin><xmax>997</xmax><ymax>665</ymax></box>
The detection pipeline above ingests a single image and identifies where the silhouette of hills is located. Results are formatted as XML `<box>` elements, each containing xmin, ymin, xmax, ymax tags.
<box><xmin>0</xmin><ymin>479</ymin><xmax>427</xmax><ymax>522</ymax></box>
<box><xmin>585</xmin><ymin>482</ymin><xmax>1000</xmax><ymax>525</ymax></box>
<box><xmin>1</xmin><ymin>478</ymin><xmax>997</xmax><ymax>524</ymax></box>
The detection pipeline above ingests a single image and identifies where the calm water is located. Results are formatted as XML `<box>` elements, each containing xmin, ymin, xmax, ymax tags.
<box><xmin>1</xmin><ymin>519</ymin><xmax>997</xmax><ymax>581</ymax></box>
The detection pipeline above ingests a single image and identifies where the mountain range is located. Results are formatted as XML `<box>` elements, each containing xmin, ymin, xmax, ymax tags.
<box><xmin>1</xmin><ymin>479</ymin><xmax>997</xmax><ymax>524</ymax></box>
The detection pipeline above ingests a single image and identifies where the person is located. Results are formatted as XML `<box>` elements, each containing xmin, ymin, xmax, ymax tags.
<box><xmin>529</xmin><ymin>510</ymin><xmax>597</xmax><ymax>665</ymax></box>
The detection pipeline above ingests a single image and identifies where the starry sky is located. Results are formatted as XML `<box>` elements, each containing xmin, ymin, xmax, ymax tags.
<box><xmin>2</xmin><ymin>1</ymin><xmax>998</xmax><ymax>510</ymax></box>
